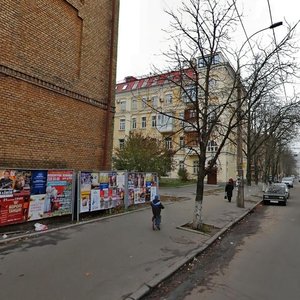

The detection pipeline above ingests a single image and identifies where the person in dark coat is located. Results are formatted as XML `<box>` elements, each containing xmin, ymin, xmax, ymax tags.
<box><xmin>225</xmin><ymin>178</ymin><xmax>234</xmax><ymax>202</ymax></box>
<box><xmin>151</xmin><ymin>195</ymin><xmax>164</xmax><ymax>230</ymax></box>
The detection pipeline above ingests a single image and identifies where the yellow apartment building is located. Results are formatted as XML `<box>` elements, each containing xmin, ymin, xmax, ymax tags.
<box><xmin>114</xmin><ymin>53</ymin><xmax>241</xmax><ymax>183</ymax></box>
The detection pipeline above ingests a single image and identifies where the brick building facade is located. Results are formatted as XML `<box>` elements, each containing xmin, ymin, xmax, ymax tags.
<box><xmin>0</xmin><ymin>0</ymin><xmax>119</xmax><ymax>170</ymax></box>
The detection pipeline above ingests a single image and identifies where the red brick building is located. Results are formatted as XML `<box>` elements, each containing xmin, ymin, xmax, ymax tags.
<box><xmin>0</xmin><ymin>0</ymin><xmax>119</xmax><ymax>170</ymax></box>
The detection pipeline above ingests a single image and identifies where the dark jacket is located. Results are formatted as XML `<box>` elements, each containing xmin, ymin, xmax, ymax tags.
<box><xmin>151</xmin><ymin>197</ymin><xmax>164</xmax><ymax>217</ymax></box>
<box><xmin>225</xmin><ymin>182</ymin><xmax>234</xmax><ymax>196</ymax></box>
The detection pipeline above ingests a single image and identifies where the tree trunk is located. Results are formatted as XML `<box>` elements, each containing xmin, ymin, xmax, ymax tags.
<box><xmin>192</xmin><ymin>157</ymin><xmax>205</xmax><ymax>230</ymax></box>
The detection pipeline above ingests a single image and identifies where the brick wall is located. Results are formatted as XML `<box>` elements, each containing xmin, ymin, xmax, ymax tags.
<box><xmin>0</xmin><ymin>0</ymin><xmax>119</xmax><ymax>170</ymax></box>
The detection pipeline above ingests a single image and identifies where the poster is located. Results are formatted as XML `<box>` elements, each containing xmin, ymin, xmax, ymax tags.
<box><xmin>45</xmin><ymin>170</ymin><xmax>73</xmax><ymax>216</ymax></box>
<box><xmin>0</xmin><ymin>169</ymin><xmax>74</xmax><ymax>226</ymax></box>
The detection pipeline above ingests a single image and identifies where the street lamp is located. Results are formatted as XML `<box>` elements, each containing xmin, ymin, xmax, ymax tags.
<box><xmin>236</xmin><ymin>21</ymin><xmax>283</xmax><ymax>208</ymax></box>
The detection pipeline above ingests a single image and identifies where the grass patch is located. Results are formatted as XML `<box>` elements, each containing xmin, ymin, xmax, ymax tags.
<box><xmin>159</xmin><ymin>178</ymin><xmax>197</xmax><ymax>187</ymax></box>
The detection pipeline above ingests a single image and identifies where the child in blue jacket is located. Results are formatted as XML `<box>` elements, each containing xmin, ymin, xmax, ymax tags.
<box><xmin>151</xmin><ymin>195</ymin><xmax>164</xmax><ymax>230</ymax></box>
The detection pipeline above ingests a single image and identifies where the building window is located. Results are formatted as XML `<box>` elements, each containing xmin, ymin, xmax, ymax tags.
<box><xmin>179</xmin><ymin>112</ymin><xmax>185</xmax><ymax>127</ymax></box>
<box><xmin>179</xmin><ymin>160</ymin><xmax>185</xmax><ymax>170</ymax></box>
<box><xmin>141</xmin><ymin>116</ymin><xmax>147</xmax><ymax>128</ymax></box>
<box><xmin>165</xmin><ymin>137</ymin><xmax>172</xmax><ymax>149</ymax></box>
<box><xmin>165</xmin><ymin>93</ymin><xmax>173</xmax><ymax>104</ymax></box>
<box><xmin>119</xmin><ymin>139</ymin><xmax>125</xmax><ymax>149</ymax></box>
<box><xmin>152</xmin><ymin>96</ymin><xmax>158</xmax><ymax>108</ymax></box>
<box><xmin>193</xmin><ymin>160</ymin><xmax>199</xmax><ymax>174</ymax></box>
<box><xmin>141</xmin><ymin>97</ymin><xmax>147</xmax><ymax>108</ymax></box>
<box><xmin>207</xmin><ymin>140</ymin><xmax>218</xmax><ymax>152</ymax></box>
<box><xmin>120</xmin><ymin>101</ymin><xmax>126</xmax><ymax>112</ymax></box>
<box><xmin>151</xmin><ymin>115</ymin><xmax>157</xmax><ymax>128</ymax></box>
<box><xmin>119</xmin><ymin>118</ymin><xmax>125</xmax><ymax>130</ymax></box>
<box><xmin>131</xmin><ymin>98</ymin><xmax>137</xmax><ymax>111</ymax></box>
<box><xmin>182</xmin><ymin>86</ymin><xmax>196</xmax><ymax>103</ymax></box>
<box><xmin>131</xmin><ymin>117</ymin><xmax>137</xmax><ymax>129</ymax></box>
<box><xmin>179</xmin><ymin>136</ymin><xmax>185</xmax><ymax>148</ymax></box>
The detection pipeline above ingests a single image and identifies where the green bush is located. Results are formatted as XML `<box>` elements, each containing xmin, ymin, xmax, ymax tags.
<box><xmin>178</xmin><ymin>167</ymin><xmax>189</xmax><ymax>182</ymax></box>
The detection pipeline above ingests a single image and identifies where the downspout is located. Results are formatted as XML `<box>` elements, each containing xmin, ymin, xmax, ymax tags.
<box><xmin>102</xmin><ymin>0</ymin><xmax>119</xmax><ymax>169</ymax></box>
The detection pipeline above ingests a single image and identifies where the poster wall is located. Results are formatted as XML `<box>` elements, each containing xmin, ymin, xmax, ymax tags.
<box><xmin>79</xmin><ymin>171</ymin><xmax>124</xmax><ymax>213</ymax></box>
<box><xmin>0</xmin><ymin>169</ymin><xmax>74</xmax><ymax>226</ymax></box>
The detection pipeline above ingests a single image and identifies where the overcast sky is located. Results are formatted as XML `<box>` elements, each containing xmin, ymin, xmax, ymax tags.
<box><xmin>117</xmin><ymin>0</ymin><xmax>300</xmax><ymax>83</ymax></box>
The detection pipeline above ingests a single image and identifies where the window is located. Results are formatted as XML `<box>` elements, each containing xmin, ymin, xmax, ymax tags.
<box><xmin>131</xmin><ymin>117</ymin><xmax>137</xmax><ymax>129</ymax></box>
<box><xmin>207</xmin><ymin>105</ymin><xmax>218</xmax><ymax>123</ymax></box>
<box><xmin>151</xmin><ymin>115</ymin><xmax>157</xmax><ymax>128</ymax></box>
<box><xmin>207</xmin><ymin>140</ymin><xmax>218</xmax><ymax>152</ymax></box>
<box><xmin>141</xmin><ymin>116</ymin><xmax>147</xmax><ymax>128</ymax></box>
<box><xmin>120</xmin><ymin>101</ymin><xmax>126</xmax><ymax>112</ymax></box>
<box><xmin>157</xmin><ymin>113</ymin><xmax>173</xmax><ymax>131</ymax></box>
<box><xmin>179</xmin><ymin>112</ymin><xmax>185</xmax><ymax>127</ymax></box>
<box><xmin>182</xmin><ymin>86</ymin><xmax>196</xmax><ymax>103</ymax></box>
<box><xmin>152</xmin><ymin>96</ymin><xmax>158</xmax><ymax>108</ymax></box>
<box><xmin>179</xmin><ymin>136</ymin><xmax>185</xmax><ymax>148</ymax></box>
<box><xmin>131</xmin><ymin>98</ymin><xmax>137</xmax><ymax>111</ymax></box>
<box><xmin>179</xmin><ymin>161</ymin><xmax>185</xmax><ymax>170</ymax></box>
<box><xmin>193</xmin><ymin>160</ymin><xmax>199</xmax><ymax>174</ymax></box>
<box><xmin>165</xmin><ymin>93</ymin><xmax>173</xmax><ymax>104</ymax></box>
<box><xmin>141</xmin><ymin>96</ymin><xmax>147</xmax><ymax>108</ymax></box>
<box><xmin>165</xmin><ymin>137</ymin><xmax>172</xmax><ymax>149</ymax></box>
<box><xmin>119</xmin><ymin>139</ymin><xmax>125</xmax><ymax>149</ymax></box>
<box><xmin>119</xmin><ymin>118</ymin><xmax>125</xmax><ymax>130</ymax></box>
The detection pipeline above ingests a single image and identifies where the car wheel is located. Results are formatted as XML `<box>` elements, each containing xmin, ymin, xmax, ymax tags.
<box><xmin>263</xmin><ymin>200</ymin><xmax>269</xmax><ymax>205</ymax></box>
<box><xmin>282</xmin><ymin>201</ymin><xmax>287</xmax><ymax>206</ymax></box>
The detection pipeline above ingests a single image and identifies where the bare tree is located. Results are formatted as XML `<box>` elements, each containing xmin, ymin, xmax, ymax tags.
<box><xmin>149</xmin><ymin>0</ymin><xmax>299</xmax><ymax>229</ymax></box>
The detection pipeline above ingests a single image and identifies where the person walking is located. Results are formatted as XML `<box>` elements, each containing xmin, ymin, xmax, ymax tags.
<box><xmin>225</xmin><ymin>178</ymin><xmax>234</xmax><ymax>202</ymax></box>
<box><xmin>150</xmin><ymin>195</ymin><xmax>164</xmax><ymax>230</ymax></box>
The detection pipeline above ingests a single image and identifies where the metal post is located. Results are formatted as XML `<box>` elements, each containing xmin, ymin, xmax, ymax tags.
<box><xmin>236</xmin><ymin>71</ymin><xmax>244</xmax><ymax>208</ymax></box>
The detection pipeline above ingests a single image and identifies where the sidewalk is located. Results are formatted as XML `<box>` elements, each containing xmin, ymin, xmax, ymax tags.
<box><xmin>0</xmin><ymin>184</ymin><xmax>262</xmax><ymax>300</ymax></box>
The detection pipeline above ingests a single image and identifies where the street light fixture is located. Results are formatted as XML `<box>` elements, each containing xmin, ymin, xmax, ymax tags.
<box><xmin>236</xmin><ymin>21</ymin><xmax>283</xmax><ymax>208</ymax></box>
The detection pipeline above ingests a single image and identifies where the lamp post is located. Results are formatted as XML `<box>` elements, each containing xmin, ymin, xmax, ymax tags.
<box><xmin>236</xmin><ymin>22</ymin><xmax>283</xmax><ymax>208</ymax></box>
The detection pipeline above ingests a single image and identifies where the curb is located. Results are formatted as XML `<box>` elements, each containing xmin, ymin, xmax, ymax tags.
<box><xmin>126</xmin><ymin>199</ymin><xmax>263</xmax><ymax>300</ymax></box>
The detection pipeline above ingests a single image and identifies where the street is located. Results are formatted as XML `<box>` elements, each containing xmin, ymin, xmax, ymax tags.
<box><xmin>143</xmin><ymin>182</ymin><xmax>300</xmax><ymax>300</ymax></box>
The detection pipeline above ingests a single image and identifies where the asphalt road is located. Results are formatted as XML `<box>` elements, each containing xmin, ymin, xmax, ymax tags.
<box><xmin>144</xmin><ymin>182</ymin><xmax>300</xmax><ymax>300</ymax></box>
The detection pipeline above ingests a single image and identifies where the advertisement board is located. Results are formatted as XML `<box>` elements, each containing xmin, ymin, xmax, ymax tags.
<box><xmin>0</xmin><ymin>169</ymin><xmax>74</xmax><ymax>226</ymax></box>
<box><xmin>79</xmin><ymin>171</ymin><xmax>123</xmax><ymax>213</ymax></box>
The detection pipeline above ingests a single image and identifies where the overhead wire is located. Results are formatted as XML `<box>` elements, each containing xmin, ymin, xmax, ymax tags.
<box><xmin>266</xmin><ymin>0</ymin><xmax>289</xmax><ymax>101</ymax></box>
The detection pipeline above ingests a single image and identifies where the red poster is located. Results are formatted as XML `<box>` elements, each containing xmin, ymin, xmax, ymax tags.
<box><xmin>0</xmin><ymin>196</ymin><xmax>27</xmax><ymax>225</ymax></box>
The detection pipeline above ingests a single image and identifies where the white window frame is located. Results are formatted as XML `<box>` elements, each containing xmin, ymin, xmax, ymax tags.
<box><xmin>119</xmin><ymin>118</ymin><xmax>126</xmax><ymax>130</ymax></box>
<box><xmin>165</xmin><ymin>93</ymin><xmax>173</xmax><ymax>104</ymax></box>
<box><xmin>131</xmin><ymin>117</ymin><xmax>137</xmax><ymax>129</ymax></box>
<box><xmin>131</xmin><ymin>98</ymin><xmax>137</xmax><ymax>111</ymax></box>
<box><xmin>165</xmin><ymin>137</ymin><xmax>172</xmax><ymax>149</ymax></box>
<box><xmin>151</xmin><ymin>115</ymin><xmax>157</xmax><ymax>128</ymax></box>
<box><xmin>120</xmin><ymin>101</ymin><xmax>126</xmax><ymax>112</ymax></box>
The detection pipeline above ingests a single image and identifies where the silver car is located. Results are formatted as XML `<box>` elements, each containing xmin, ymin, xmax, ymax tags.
<box><xmin>281</xmin><ymin>177</ymin><xmax>294</xmax><ymax>188</ymax></box>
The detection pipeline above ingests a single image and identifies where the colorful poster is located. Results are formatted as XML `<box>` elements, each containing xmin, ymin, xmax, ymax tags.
<box><xmin>90</xmin><ymin>189</ymin><xmax>101</xmax><ymax>211</ymax></box>
<box><xmin>27</xmin><ymin>194</ymin><xmax>46</xmax><ymax>221</ymax></box>
<box><xmin>45</xmin><ymin>170</ymin><xmax>73</xmax><ymax>216</ymax></box>
<box><xmin>80</xmin><ymin>172</ymin><xmax>92</xmax><ymax>213</ymax></box>
<box><xmin>31</xmin><ymin>171</ymin><xmax>47</xmax><ymax>195</ymax></box>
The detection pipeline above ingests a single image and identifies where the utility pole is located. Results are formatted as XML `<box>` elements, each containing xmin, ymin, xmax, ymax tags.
<box><xmin>235</xmin><ymin>21</ymin><xmax>283</xmax><ymax>208</ymax></box>
<box><xmin>236</xmin><ymin>71</ymin><xmax>244</xmax><ymax>208</ymax></box>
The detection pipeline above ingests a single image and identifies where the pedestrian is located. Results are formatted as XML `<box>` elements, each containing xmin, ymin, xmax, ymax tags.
<box><xmin>151</xmin><ymin>195</ymin><xmax>164</xmax><ymax>230</ymax></box>
<box><xmin>225</xmin><ymin>178</ymin><xmax>234</xmax><ymax>202</ymax></box>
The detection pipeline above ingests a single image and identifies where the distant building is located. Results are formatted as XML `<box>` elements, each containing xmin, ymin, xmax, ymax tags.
<box><xmin>114</xmin><ymin>53</ymin><xmax>240</xmax><ymax>183</ymax></box>
<box><xmin>0</xmin><ymin>0</ymin><xmax>119</xmax><ymax>170</ymax></box>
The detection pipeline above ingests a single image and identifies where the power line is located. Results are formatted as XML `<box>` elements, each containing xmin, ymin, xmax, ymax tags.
<box><xmin>266</xmin><ymin>0</ymin><xmax>289</xmax><ymax>102</ymax></box>
<box><xmin>232</xmin><ymin>0</ymin><xmax>255</xmax><ymax>57</ymax></box>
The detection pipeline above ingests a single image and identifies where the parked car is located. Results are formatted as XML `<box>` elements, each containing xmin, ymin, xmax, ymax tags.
<box><xmin>273</xmin><ymin>183</ymin><xmax>289</xmax><ymax>199</ymax></box>
<box><xmin>281</xmin><ymin>177</ymin><xmax>294</xmax><ymax>188</ymax></box>
<box><xmin>263</xmin><ymin>184</ymin><xmax>287</xmax><ymax>206</ymax></box>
